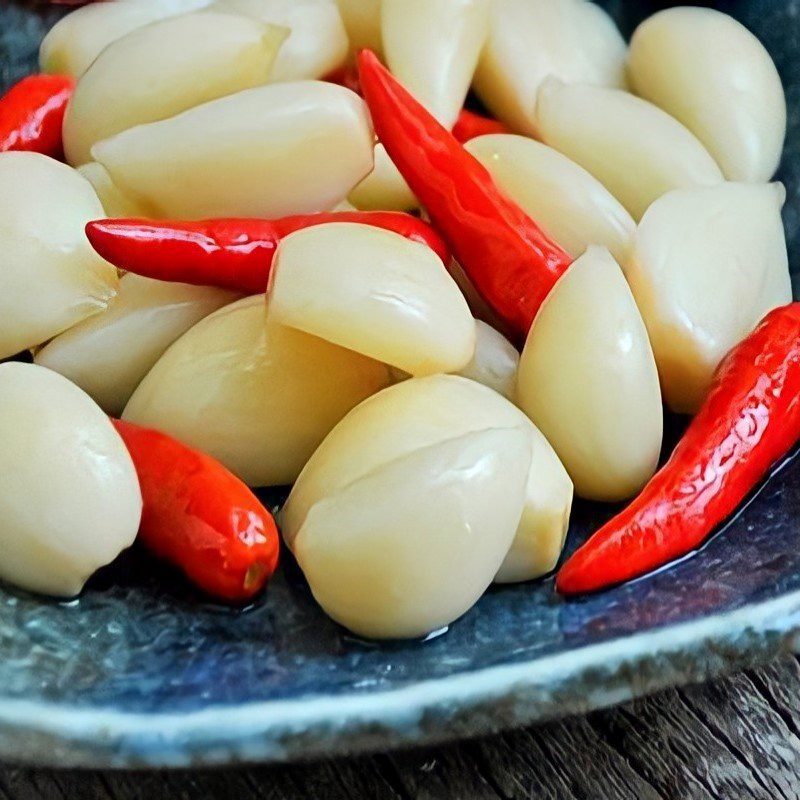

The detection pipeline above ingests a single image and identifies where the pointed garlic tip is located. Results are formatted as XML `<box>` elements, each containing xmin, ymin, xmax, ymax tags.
<box><xmin>63</xmin><ymin>11</ymin><xmax>287</xmax><ymax>167</ymax></box>
<box><xmin>535</xmin><ymin>80</ymin><xmax>724</xmax><ymax>221</ymax></box>
<box><xmin>0</xmin><ymin>152</ymin><xmax>119</xmax><ymax>360</ymax></box>
<box><xmin>268</xmin><ymin>222</ymin><xmax>475</xmax><ymax>376</ymax></box>
<box><xmin>283</xmin><ymin>374</ymin><xmax>534</xmax><ymax>638</ymax></box>
<box><xmin>473</xmin><ymin>0</ymin><xmax>626</xmax><ymax>136</ymax></box>
<box><xmin>35</xmin><ymin>274</ymin><xmax>238</xmax><ymax>416</ymax></box>
<box><xmin>39</xmin><ymin>0</ymin><xmax>213</xmax><ymax>78</ymax></box>
<box><xmin>77</xmin><ymin>162</ymin><xmax>155</xmax><ymax>218</ymax></box>
<box><xmin>626</xmin><ymin>183</ymin><xmax>792</xmax><ymax>414</ymax></box>
<box><xmin>517</xmin><ymin>246</ymin><xmax>663</xmax><ymax>502</ymax></box>
<box><xmin>381</xmin><ymin>0</ymin><xmax>490</xmax><ymax>128</ymax></box>
<box><xmin>0</xmin><ymin>363</ymin><xmax>142</xmax><ymax>597</ymax></box>
<box><xmin>212</xmin><ymin>0</ymin><xmax>348</xmax><ymax>81</ymax></box>
<box><xmin>466</xmin><ymin>133</ymin><xmax>635</xmax><ymax>264</ymax></box>
<box><xmin>123</xmin><ymin>296</ymin><xmax>392</xmax><ymax>486</ymax></box>
<box><xmin>92</xmin><ymin>81</ymin><xmax>375</xmax><ymax>220</ymax></box>
<box><xmin>349</xmin><ymin>143</ymin><xmax>419</xmax><ymax>212</ymax></box>
<box><xmin>628</xmin><ymin>6</ymin><xmax>786</xmax><ymax>182</ymax></box>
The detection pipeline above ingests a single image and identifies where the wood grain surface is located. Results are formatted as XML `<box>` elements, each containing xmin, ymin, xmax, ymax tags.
<box><xmin>2</xmin><ymin>654</ymin><xmax>799</xmax><ymax>799</ymax></box>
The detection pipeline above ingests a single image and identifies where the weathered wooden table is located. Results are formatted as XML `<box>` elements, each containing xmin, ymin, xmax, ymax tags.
<box><xmin>2</xmin><ymin>654</ymin><xmax>799</xmax><ymax>799</ymax></box>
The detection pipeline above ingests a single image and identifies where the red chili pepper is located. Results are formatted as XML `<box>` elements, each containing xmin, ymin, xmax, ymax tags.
<box><xmin>112</xmin><ymin>419</ymin><xmax>280</xmax><ymax>602</ymax></box>
<box><xmin>557</xmin><ymin>302</ymin><xmax>800</xmax><ymax>595</ymax></box>
<box><xmin>0</xmin><ymin>74</ymin><xmax>74</xmax><ymax>158</ymax></box>
<box><xmin>451</xmin><ymin>109</ymin><xmax>510</xmax><ymax>143</ymax></box>
<box><xmin>357</xmin><ymin>50</ymin><xmax>571</xmax><ymax>343</ymax></box>
<box><xmin>86</xmin><ymin>211</ymin><xmax>451</xmax><ymax>294</ymax></box>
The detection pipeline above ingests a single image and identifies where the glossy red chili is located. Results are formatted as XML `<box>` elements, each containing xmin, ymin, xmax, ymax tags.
<box><xmin>357</xmin><ymin>50</ymin><xmax>571</xmax><ymax>343</ymax></box>
<box><xmin>557</xmin><ymin>302</ymin><xmax>800</xmax><ymax>595</ymax></box>
<box><xmin>0</xmin><ymin>74</ymin><xmax>74</xmax><ymax>158</ymax></box>
<box><xmin>86</xmin><ymin>211</ymin><xmax>451</xmax><ymax>294</ymax></box>
<box><xmin>112</xmin><ymin>419</ymin><xmax>280</xmax><ymax>602</ymax></box>
<box><xmin>451</xmin><ymin>108</ymin><xmax>510</xmax><ymax>143</ymax></box>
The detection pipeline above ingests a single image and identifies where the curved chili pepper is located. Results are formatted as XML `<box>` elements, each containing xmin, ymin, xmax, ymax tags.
<box><xmin>0</xmin><ymin>74</ymin><xmax>74</xmax><ymax>158</ymax></box>
<box><xmin>86</xmin><ymin>211</ymin><xmax>450</xmax><ymax>294</ymax></box>
<box><xmin>451</xmin><ymin>109</ymin><xmax>510</xmax><ymax>143</ymax></box>
<box><xmin>112</xmin><ymin>419</ymin><xmax>280</xmax><ymax>602</ymax></box>
<box><xmin>357</xmin><ymin>50</ymin><xmax>571</xmax><ymax>343</ymax></box>
<box><xmin>557</xmin><ymin>302</ymin><xmax>800</xmax><ymax>595</ymax></box>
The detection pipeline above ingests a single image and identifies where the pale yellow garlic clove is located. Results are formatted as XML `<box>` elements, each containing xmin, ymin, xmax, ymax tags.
<box><xmin>535</xmin><ymin>79</ymin><xmax>724</xmax><ymax>221</ymax></box>
<box><xmin>123</xmin><ymin>296</ymin><xmax>392</xmax><ymax>486</ymax></box>
<box><xmin>212</xmin><ymin>0</ymin><xmax>348</xmax><ymax>81</ymax></box>
<box><xmin>517</xmin><ymin>246</ymin><xmax>663</xmax><ymax>502</ymax></box>
<box><xmin>35</xmin><ymin>274</ymin><xmax>238</xmax><ymax>416</ymax></box>
<box><xmin>381</xmin><ymin>0</ymin><xmax>489</xmax><ymax>128</ymax></box>
<box><xmin>473</xmin><ymin>0</ymin><xmax>626</xmax><ymax>136</ymax></box>
<box><xmin>335</xmin><ymin>0</ymin><xmax>383</xmax><ymax>57</ymax></box>
<box><xmin>283</xmin><ymin>375</ymin><xmax>572</xmax><ymax>586</ymax></box>
<box><xmin>63</xmin><ymin>12</ymin><xmax>287</xmax><ymax>166</ymax></box>
<box><xmin>77</xmin><ymin>162</ymin><xmax>155</xmax><ymax>219</ymax></box>
<box><xmin>93</xmin><ymin>82</ymin><xmax>374</xmax><ymax>219</ymax></box>
<box><xmin>295</xmin><ymin>427</ymin><xmax>531</xmax><ymax>639</ymax></box>
<box><xmin>0</xmin><ymin>152</ymin><xmax>118</xmax><ymax>359</ymax></box>
<box><xmin>454</xmin><ymin>320</ymin><xmax>519</xmax><ymax>401</ymax></box>
<box><xmin>348</xmin><ymin>143</ymin><xmax>418</xmax><ymax>212</ymax></box>
<box><xmin>625</xmin><ymin>183</ymin><xmax>792</xmax><ymax>414</ymax></box>
<box><xmin>628</xmin><ymin>7</ymin><xmax>786</xmax><ymax>183</ymax></box>
<box><xmin>39</xmin><ymin>0</ymin><xmax>212</xmax><ymax>78</ymax></box>
<box><xmin>268</xmin><ymin>223</ymin><xmax>475</xmax><ymax>376</ymax></box>
<box><xmin>0</xmin><ymin>363</ymin><xmax>141</xmax><ymax>597</ymax></box>
<box><xmin>466</xmin><ymin>134</ymin><xmax>635</xmax><ymax>264</ymax></box>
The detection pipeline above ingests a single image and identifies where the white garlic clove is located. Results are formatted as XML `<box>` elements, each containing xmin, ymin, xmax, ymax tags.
<box><xmin>381</xmin><ymin>0</ymin><xmax>489</xmax><ymax>128</ymax></box>
<box><xmin>454</xmin><ymin>319</ymin><xmax>519</xmax><ymax>401</ymax></box>
<box><xmin>628</xmin><ymin>7</ymin><xmax>786</xmax><ymax>183</ymax></box>
<box><xmin>39</xmin><ymin>0</ymin><xmax>213</xmax><ymax>78</ymax></box>
<box><xmin>283</xmin><ymin>374</ymin><xmax>572</xmax><ymax>585</ymax></box>
<box><xmin>0</xmin><ymin>363</ymin><xmax>141</xmax><ymax>597</ymax></box>
<box><xmin>35</xmin><ymin>274</ymin><xmax>238</xmax><ymax>416</ymax></box>
<box><xmin>77</xmin><ymin>162</ymin><xmax>155</xmax><ymax>219</ymax></box>
<box><xmin>535</xmin><ymin>79</ymin><xmax>724</xmax><ymax>221</ymax></box>
<box><xmin>335</xmin><ymin>0</ymin><xmax>383</xmax><ymax>57</ymax></box>
<box><xmin>473</xmin><ymin>0</ymin><xmax>626</xmax><ymax>136</ymax></box>
<box><xmin>626</xmin><ymin>183</ymin><xmax>792</xmax><ymax>414</ymax></box>
<box><xmin>517</xmin><ymin>246</ymin><xmax>663</xmax><ymax>502</ymax></box>
<box><xmin>63</xmin><ymin>11</ymin><xmax>287</xmax><ymax>166</ymax></box>
<box><xmin>0</xmin><ymin>152</ymin><xmax>118</xmax><ymax>359</ymax></box>
<box><xmin>348</xmin><ymin>143</ymin><xmax>419</xmax><ymax>212</ymax></box>
<box><xmin>123</xmin><ymin>295</ymin><xmax>392</xmax><ymax>486</ymax></box>
<box><xmin>212</xmin><ymin>0</ymin><xmax>348</xmax><ymax>82</ymax></box>
<box><xmin>466</xmin><ymin>133</ymin><xmax>635</xmax><ymax>264</ymax></box>
<box><xmin>93</xmin><ymin>82</ymin><xmax>374</xmax><ymax>219</ymax></box>
<box><xmin>295</xmin><ymin>426</ymin><xmax>532</xmax><ymax>639</ymax></box>
<box><xmin>268</xmin><ymin>223</ymin><xmax>475</xmax><ymax>376</ymax></box>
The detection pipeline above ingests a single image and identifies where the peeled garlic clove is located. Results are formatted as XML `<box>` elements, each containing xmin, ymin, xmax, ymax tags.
<box><xmin>626</xmin><ymin>183</ymin><xmax>791</xmax><ymax>414</ymax></box>
<box><xmin>473</xmin><ymin>0</ymin><xmax>626</xmax><ymax>136</ymax></box>
<box><xmin>381</xmin><ymin>0</ymin><xmax>489</xmax><ymax>128</ymax></box>
<box><xmin>336</xmin><ymin>0</ymin><xmax>382</xmax><ymax>57</ymax></box>
<box><xmin>63</xmin><ymin>12</ymin><xmax>287</xmax><ymax>166</ymax></box>
<box><xmin>535</xmin><ymin>79</ymin><xmax>724</xmax><ymax>221</ymax></box>
<box><xmin>466</xmin><ymin>133</ymin><xmax>635</xmax><ymax>264</ymax></box>
<box><xmin>39</xmin><ymin>0</ymin><xmax>212</xmax><ymax>78</ymax></box>
<box><xmin>295</xmin><ymin>426</ymin><xmax>531</xmax><ymax>639</ymax></box>
<box><xmin>517</xmin><ymin>246</ymin><xmax>663</xmax><ymax>502</ymax></box>
<box><xmin>123</xmin><ymin>296</ymin><xmax>391</xmax><ymax>486</ymax></box>
<box><xmin>348</xmin><ymin>143</ymin><xmax>418</xmax><ymax>212</ymax></box>
<box><xmin>0</xmin><ymin>363</ymin><xmax>141</xmax><ymax>597</ymax></box>
<box><xmin>93</xmin><ymin>82</ymin><xmax>374</xmax><ymax>219</ymax></box>
<box><xmin>454</xmin><ymin>319</ymin><xmax>519</xmax><ymax>400</ymax></box>
<box><xmin>77</xmin><ymin>162</ymin><xmax>155</xmax><ymax>219</ymax></box>
<box><xmin>0</xmin><ymin>152</ymin><xmax>118</xmax><ymax>359</ymax></box>
<box><xmin>628</xmin><ymin>7</ymin><xmax>785</xmax><ymax>183</ymax></box>
<box><xmin>283</xmin><ymin>374</ymin><xmax>571</xmax><ymax>585</ymax></box>
<box><xmin>35</xmin><ymin>274</ymin><xmax>238</xmax><ymax>416</ymax></box>
<box><xmin>212</xmin><ymin>0</ymin><xmax>347</xmax><ymax>81</ymax></box>
<box><xmin>268</xmin><ymin>223</ymin><xmax>475</xmax><ymax>376</ymax></box>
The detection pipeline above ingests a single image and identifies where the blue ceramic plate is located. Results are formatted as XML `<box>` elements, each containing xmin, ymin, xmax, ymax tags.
<box><xmin>3</xmin><ymin>0</ymin><xmax>800</xmax><ymax>769</ymax></box>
